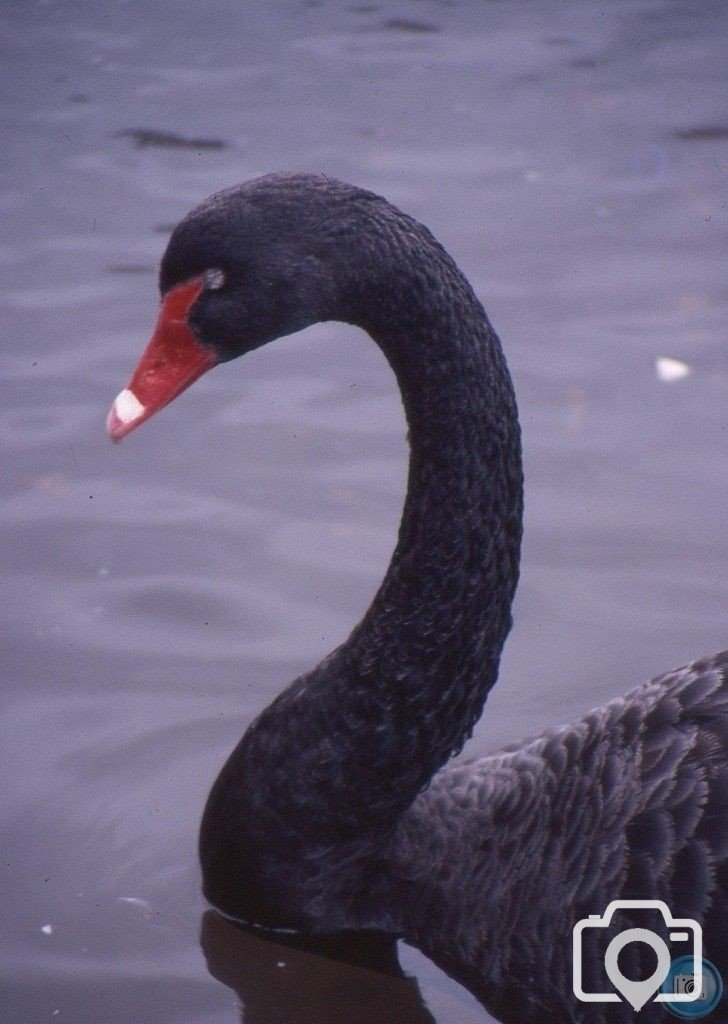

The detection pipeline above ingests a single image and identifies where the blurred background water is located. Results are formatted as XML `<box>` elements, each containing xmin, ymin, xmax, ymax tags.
<box><xmin>1</xmin><ymin>1</ymin><xmax>726</xmax><ymax>1022</ymax></box>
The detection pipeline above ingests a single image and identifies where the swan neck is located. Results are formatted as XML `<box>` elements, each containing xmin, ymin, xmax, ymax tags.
<box><xmin>356</xmin><ymin>302</ymin><xmax>523</xmax><ymax>763</ymax></box>
<box><xmin>200</xmin><ymin>240</ymin><xmax>523</xmax><ymax>930</ymax></box>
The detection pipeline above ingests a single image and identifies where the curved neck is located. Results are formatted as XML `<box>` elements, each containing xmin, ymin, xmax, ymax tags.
<box><xmin>200</xmin><ymin>248</ymin><xmax>523</xmax><ymax>929</ymax></box>
<box><xmin>350</xmin><ymin>290</ymin><xmax>523</xmax><ymax>790</ymax></box>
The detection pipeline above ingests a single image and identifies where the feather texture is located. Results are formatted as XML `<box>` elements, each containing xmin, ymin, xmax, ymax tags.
<box><xmin>387</xmin><ymin>651</ymin><xmax>728</xmax><ymax>1022</ymax></box>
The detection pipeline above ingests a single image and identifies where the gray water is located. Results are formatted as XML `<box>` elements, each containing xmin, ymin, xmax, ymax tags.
<box><xmin>1</xmin><ymin>2</ymin><xmax>726</xmax><ymax>1022</ymax></box>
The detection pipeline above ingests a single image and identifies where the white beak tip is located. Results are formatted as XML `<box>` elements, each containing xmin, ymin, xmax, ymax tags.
<box><xmin>107</xmin><ymin>388</ymin><xmax>146</xmax><ymax>441</ymax></box>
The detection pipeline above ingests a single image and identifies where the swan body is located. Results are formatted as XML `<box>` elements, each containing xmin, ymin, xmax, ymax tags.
<box><xmin>389</xmin><ymin>651</ymin><xmax>728</xmax><ymax>1021</ymax></box>
<box><xmin>108</xmin><ymin>173</ymin><xmax>728</xmax><ymax>1023</ymax></box>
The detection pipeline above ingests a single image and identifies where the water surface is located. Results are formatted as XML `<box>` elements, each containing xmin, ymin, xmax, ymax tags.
<box><xmin>2</xmin><ymin>2</ymin><xmax>726</xmax><ymax>1022</ymax></box>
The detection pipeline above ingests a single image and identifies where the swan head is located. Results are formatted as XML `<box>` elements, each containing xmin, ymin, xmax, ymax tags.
<box><xmin>107</xmin><ymin>173</ymin><xmax>391</xmax><ymax>440</ymax></box>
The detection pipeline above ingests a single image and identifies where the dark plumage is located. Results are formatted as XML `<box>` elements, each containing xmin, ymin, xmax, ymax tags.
<box><xmin>113</xmin><ymin>173</ymin><xmax>728</xmax><ymax>1023</ymax></box>
<box><xmin>389</xmin><ymin>651</ymin><xmax>728</xmax><ymax>1022</ymax></box>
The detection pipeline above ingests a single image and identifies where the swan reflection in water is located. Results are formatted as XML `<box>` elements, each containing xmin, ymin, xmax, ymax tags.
<box><xmin>200</xmin><ymin>910</ymin><xmax>438</xmax><ymax>1024</ymax></box>
<box><xmin>109</xmin><ymin>174</ymin><xmax>728</xmax><ymax>1024</ymax></box>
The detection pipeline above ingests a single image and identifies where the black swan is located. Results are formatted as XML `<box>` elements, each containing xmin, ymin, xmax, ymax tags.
<box><xmin>107</xmin><ymin>173</ymin><xmax>728</xmax><ymax>1023</ymax></box>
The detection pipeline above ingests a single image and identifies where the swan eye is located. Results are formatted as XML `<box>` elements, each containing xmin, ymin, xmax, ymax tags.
<box><xmin>204</xmin><ymin>268</ymin><xmax>226</xmax><ymax>291</ymax></box>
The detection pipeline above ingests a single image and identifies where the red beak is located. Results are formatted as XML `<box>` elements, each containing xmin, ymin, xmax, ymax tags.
<box><xmin>106</xmin><ymin>277</ymin><xmax>218</xmax><ymax>441</ymax></box>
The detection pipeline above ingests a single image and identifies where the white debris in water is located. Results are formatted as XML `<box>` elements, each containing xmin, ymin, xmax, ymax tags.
<box><xmin>117</xmin><ymin>896</ymin><xmax>152</xmax><ymax>917</ymax></box>
<box><xmin>40</xmin><ymin>924</ymin><xmax>54</xmax><ymax>936</ymax></box>
<box><xmin>655</xmin><ymin>356</ymin><xmax>691</xmax><ymax>382</ymax></box>
<box><xmin>276</xmin><ymin>961</ymin><xmax>286</xmax><ymax>968</ymax></box>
